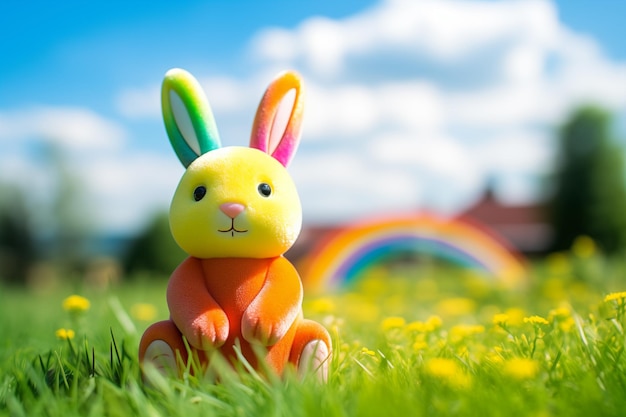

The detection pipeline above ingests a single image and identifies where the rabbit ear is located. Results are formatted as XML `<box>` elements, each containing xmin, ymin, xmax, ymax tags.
<box><xmin>162</xmin><ymin>68</ymin><xmax>221</xmax><ymax>167</ymax></box>
<box><xmin>250</xmin><ymin>71</ymin><xmax>304</xmax><ymax>167</ymax></box>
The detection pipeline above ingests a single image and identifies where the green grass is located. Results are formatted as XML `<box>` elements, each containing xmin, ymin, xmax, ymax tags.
<box><xmin>2</xmin><ymin>251</ymin><xmax>626</xmax><ymax>416</ymax></box>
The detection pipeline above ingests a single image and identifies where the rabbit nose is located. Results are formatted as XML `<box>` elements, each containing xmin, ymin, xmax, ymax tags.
<box><xmin>220</xmin><ymin>203</ymin><xmax>245</xmax><ymax>219</ymax></box>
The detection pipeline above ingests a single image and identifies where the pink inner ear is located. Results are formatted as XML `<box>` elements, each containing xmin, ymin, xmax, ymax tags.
<box><xmin>268</xmin><ymin>88</ymin><xmax>296</xmax><ymax>155</ymax></box>
<box><xmin>250</xmin><ymin>71</ymin><xmax>304</xmax><ymax>167</ymax></box>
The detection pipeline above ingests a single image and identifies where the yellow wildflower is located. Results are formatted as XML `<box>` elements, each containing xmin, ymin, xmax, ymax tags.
<box><xmin>572</xmin><ymin>235</ymin><xmax>596</xmax><ymax>259</ymax></box>
<box><xmin>523</xmin><ymin>315</ymin><xmax>549</xmax><ymax>326</ymax></box>
<box><xmin>449</xmin><ymin>324</ymin><xmax>485</xmax><ymax>343</ymax></box>
<box><xmin>380</xmin><ymin>316</ymin><xmax>406</xmax><ymax>332</ymax></box>
<box><xmin>405</xmin><ymin>315</ymin><xmax>442</xmax><ymax>333</ymax></box>
<box><xmin>424</xmin><ymin>358</ymin><xmax>459</xmax><ymax>378</ymax></box>
<box><xmin>604</xmin><ymin>291</ymin><xmax>626</xmax><ymax>303</ymax></box>
<box><xmin>493</xmin><ymin>313</ymin><xmax>509</xmax><ymax>326</ymax></box>
<box><xmin>504</xmin><ymin>307</ymin><xmax>526</xmax><ymax>326</ymax></box>
<box><xmin>62</xmin><ymin>295</ymin><xmax>90</xmax><ymax>313</ymax></box>
<box><xmin>55</xmin><ymin>328</ymin><xmax>75</xmax><ymax>340</ymax></box>
<box><xmin>360</xmin><ymin>347</ymin><xmax>376</xmax><ymax>357</ymax></box>
<box><xmin>548</xmin><ymin>307</ymin><xmax>571</xmax><ymax>320</ymax></box>
<box><xmin>412</xmin><ymin>340</ymin><xmax>428</xmax><ymax>351</ymax></box>
<box><xmin>406</xmin><ymin>321</ymin><xmax>428</xmax><ymax>333</ymax></box>
<box><xmin>503</xmin><ymin>358</ymin><xmax>539</xmax><ymax>380</ymax></box>
<box><xmin>131</xmin><ymin>303</ymin><xmax>157</xmax><ymax>321</ymax></box>
<box><xmin>424</xmin><ymin>358</ymin><xmax>471</xmax><ymax>388</ymax></box>
<box><xmin>426</xmin><ymin>315</ymin><xmax>443</xmax><ymax>330</ymax></box>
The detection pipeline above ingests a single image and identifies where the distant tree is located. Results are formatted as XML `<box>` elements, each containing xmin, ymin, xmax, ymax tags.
<box><xmin>46</xmin><ymin>144</ymin><xmax>91</xmax><ymax>270</ymax></box>
<box><xmin>0</xmin><ymin>142</ymin><xmax>93</xmax><ymax>285</ymax></box>
<box><xmin>0</xmin><ymin>185</ymin><xmax>38</xmax><ymax>284</ymax></box>
<box><xmin>548</xmin><ymin>105</ymin><xmax>626</xmax><ymax>254</ymax></box>
<box><xmin>124</xmin><ymin>212</ymin><xmax>186</xmax><ymax>276</ymax></box>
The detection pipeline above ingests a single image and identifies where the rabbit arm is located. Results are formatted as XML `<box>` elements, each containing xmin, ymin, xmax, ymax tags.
<box><xmin>241</xmin><ymin>257</ymin><xmax>303</xmax><ymax>345</ymax></box>
<box><xmin>167</xmin><ymin>257</ymin><xmax>229</xmax><ymax>350</ymax></box>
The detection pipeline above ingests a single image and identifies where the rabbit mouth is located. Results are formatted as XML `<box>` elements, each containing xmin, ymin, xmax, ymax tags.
<box><xmin>218</xmin><ymin>219</ymin><xmax>248</xmax><ymax>237</ymax></box>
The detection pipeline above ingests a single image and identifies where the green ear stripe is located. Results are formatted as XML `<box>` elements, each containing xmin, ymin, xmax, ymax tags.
<box><xmin>162</xmin><ymin>68</ymin><xmax>221</xmax><ymax>167</ymax></box>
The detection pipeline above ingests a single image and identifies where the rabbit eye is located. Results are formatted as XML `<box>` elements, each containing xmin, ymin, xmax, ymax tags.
<box><xmin>257</xmin><ymin>183</ymin><xmax>272</xmax><ymax>197</ymax></box>
<box><xmin>193</xmin><ymin>186</ymin><xmax>206</xmax><ymax>201</ymax></box>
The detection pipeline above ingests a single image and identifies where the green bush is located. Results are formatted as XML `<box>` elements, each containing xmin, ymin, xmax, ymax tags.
<box><xmin>123</xmin><ymin>213</ymin><xmax>186</xmax><ymax>277</ymax></box>
<box><xmin>548</xmin><ymin>105</ymin><xmax>626</xmax><ymax>254</ymax></box>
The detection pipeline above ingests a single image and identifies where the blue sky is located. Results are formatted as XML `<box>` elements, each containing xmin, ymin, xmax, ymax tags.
<box><xmin>1</xmin><ymin>0</ymin><xmax>625</xmax><ymax>235</ymax></box>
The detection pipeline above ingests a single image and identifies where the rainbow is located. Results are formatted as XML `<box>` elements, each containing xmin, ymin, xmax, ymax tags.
<box><xmin>299</xmin><ymin>213</ymin><xmax>526</xmax><ymax>291</ymax></box>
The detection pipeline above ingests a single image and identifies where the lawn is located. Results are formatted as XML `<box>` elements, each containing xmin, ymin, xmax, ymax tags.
<box><xmin>1</xmin><ymin>248</ymin><xmax>626</xmax><ymax>416</ymax></box>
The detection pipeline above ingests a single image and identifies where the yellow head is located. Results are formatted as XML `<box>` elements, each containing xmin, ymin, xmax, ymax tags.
<box><xmin>161</xmin><ymin>69</ymin><xmax>305</xmax><ymax>259</ymax></box>
<box><xmin>170</xmin><ymin>147</ymin><xmax>301</xmax><ymax>258</ymax></box>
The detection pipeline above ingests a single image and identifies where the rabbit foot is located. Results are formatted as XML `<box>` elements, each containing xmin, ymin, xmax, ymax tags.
<box><xmin>297</xmin><ymin>340</ymin><xmax>330</xmax><ymax>382</ymax></box>
<box><xmin>143</xmin><ymin>340</ymin><xmax>178</xmax><ymax>379</ymax></box>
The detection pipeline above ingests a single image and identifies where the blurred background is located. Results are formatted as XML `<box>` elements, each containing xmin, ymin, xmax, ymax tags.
<box><xmin>1</xmin><ymin>0</ymin><xmax>626</xmax><ymax>287</ymax></box>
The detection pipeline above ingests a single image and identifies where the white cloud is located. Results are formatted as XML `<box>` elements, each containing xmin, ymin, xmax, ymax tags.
<box><xmin>368</xmin><ymin>132</ymin><xmax>472</xmax><ymax>177</ymax></box>
<box><xmin>445</xmin><ymin>83</ymin><xmax>559</xmax><ymax>127</ymax></box>
<box><xmin>116</xmin><ymin>86</ymin><xmax>160</xmax><ymax>119</ymax></box>
<box><xmin>304</xmin><ymin>83</ymin><xmax>380</xmax><ymax>138</ymax></box>
<box><xmin>476</xmin><ymin>132</ymin><xmax>555</xmax><ymax>175</ymax></box>
<box><xmin>251</xmin><ymin>28</ymin><xmax>297</xmax><ymax>64</ymax></box>
<box><xmin>502</xmin><ymin>45</ymin><xmax>546</xmax><ymax>83</ymax></box>
<box><xmin>115</xmin><ymin>75</ymin><xmax>253</xmax><ymax>121</ymax></box>
<box><xmin>291</xmin><ymin>150</ymin><xmax>423</xmax><ymax>222</ymax></box>
<box><xmin>82</xmin><ymin>153</ymin><xmax>183</xmax><ymax>233</ymax></box>
<box><xmin>302</xmin><ymin>80</ymin><xmax>445</xmax><ymax>140</ymax></box>
<box><xmin>0</xmin><ymin>106</ymin><xmax>126</xmax><ymax>151</ymax></box>
<box><xmin>253</xmin><ymin>0</ymin><xmax>562</xmax><ymax>72</ymax></box>
<box><xmin>200</xmin><ymin>76</ymin><xmax>250</xmax><ymax>113</ymax></box>
<box><xmin>299</xmin><ymin>17</ymin><xmax>348</xmax><ymax>76</ymax></box>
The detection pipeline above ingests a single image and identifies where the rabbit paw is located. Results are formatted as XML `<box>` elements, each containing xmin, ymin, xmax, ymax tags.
<box><xmin>190</xmin><ymin>310</ymin><xmax>229</xmax><ymax>350</ymax></box>
<box><xmin>241</xmin><ymin>314</ymin><xmax>288</xmax><ymax>346</ymax></box>
<box><xmin>143</xmin><ymin>340</ymin><xmax>178</xmax><ymax>376</ymax></box>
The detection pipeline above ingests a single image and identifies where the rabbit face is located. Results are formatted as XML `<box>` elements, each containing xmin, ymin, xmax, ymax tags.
<box><xmin>169</xmin><ymin>146</ymin><xmax>302</xmax><ymax>259</ymax></box>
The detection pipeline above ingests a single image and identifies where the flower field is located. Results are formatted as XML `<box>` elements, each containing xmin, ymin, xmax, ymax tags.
<box><xmin>1</xmin><ymin>247</ymin><xmax>626</xmax><ymax>416</ymax></box>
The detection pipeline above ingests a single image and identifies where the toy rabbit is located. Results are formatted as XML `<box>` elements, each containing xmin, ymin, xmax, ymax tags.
<box><xmin>138</xmin><ymin>68</ymin><xmax>331</xmax><ymax>381</ymax></box>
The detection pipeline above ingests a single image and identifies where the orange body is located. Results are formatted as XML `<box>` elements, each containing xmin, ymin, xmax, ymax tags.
<box><xmin>139</xmin><ymin>256</ymin><xmax>330</xmax><ymax>375</ymax></box>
